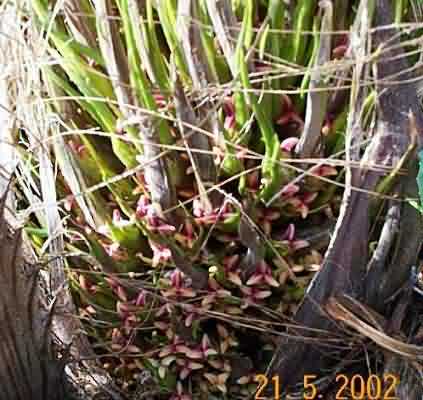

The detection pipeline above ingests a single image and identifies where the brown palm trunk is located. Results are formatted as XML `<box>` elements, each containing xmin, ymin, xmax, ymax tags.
<box><xmin>269</xmin><ymin>1</ymin><xmax>423</xmax><ymax>398</ymax></box>
<box><xmin>0</xmin><ymin>190</ymin><xmax>66</xmax><ymax>400</ymax></box>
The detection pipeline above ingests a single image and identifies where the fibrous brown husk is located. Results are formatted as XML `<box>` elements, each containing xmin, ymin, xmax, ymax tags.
<box><xmin>0</xmin><ymin>187</ymin><xmax>66</xmax><ymax>400</ymax></box>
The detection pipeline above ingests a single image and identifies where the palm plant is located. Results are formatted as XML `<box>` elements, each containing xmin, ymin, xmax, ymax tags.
<box><xmin>8</xmin><ymin>0</ymin><xmax>423</xmax><ymax>398</ymax></box>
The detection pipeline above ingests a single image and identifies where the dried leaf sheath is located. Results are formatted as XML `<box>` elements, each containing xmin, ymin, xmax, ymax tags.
<box><xmin>0</xmin><ymin>191</ymin><xmax>65</xmax><ymax>400</ymax></box>
<box><xmin>139</xmin><ymin>114</ymin><xmax>177</xmax><ymax>220</ymax></box>
<box><xmin>175</xmin><ymin>0</ymin><xmax>218</xmax><ymax>207</ymax></box>
<box><xmin>295</xmin><ymin>0</ymin><xmax>333</xmax><ymax>158</ymax></box>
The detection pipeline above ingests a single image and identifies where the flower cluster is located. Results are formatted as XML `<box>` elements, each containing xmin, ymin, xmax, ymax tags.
<box><xmin>60</xmin><ymin>91</ymin><xmax>339</xmax><ymax>398</ymax></box>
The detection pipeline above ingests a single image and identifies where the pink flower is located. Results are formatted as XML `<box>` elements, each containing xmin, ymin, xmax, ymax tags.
<box><xmin>216</xmin><ymin>324</ymin><xmax>238</xmax><ymax>353</ymax></box>
<box><xmin>116</xmin><ymin>301</ymin><xmax>130</xmax><ymax>319</ymax></box>
<box><xmin>176</xmin><ymin>359</ymin><xmax>203</xmax><ymax>380</ymax></box>
<box><xmin>78</xmin><ymin>274</ymin><xmax>92</xmax><ymax>292</ymax></box>
<box><xmin>332</xmin><ymin>34</ymin><xmax>349</xmax><ymax>59</ymax></box>
<box><xmin>309</xmin><ymin>164</ymin><xmax>338</xmax><ymax>177</ymax></box>
<box><xmin>148</xmin><ymin>241</ymin><xmax>172</xmax><ymax>267</ymax></box>
<box><xmin>64</xmin><ymin>195</ymin><xmax>75</xmax><ymax>212</ymax></box>
<box><xmin>193</xmin><ymin>200</ymin><xmax>234</xmax><ymax>225</ymax></box>
<box><xmin>175</xmin><ymin>221</ymin><xmax>196</xmax><ymax>249</ymax></box>
<box><xmin>110</xmin><ymin>328</ymin><xmax>124</xmax><ymax>347</ymax></box>
<box><xmin>136</xmin><ymin>196</ymin><xmax>176</xmax><ymax>233</ymax></box>
<box><xmin>103</xmin><ymin>242</ymin><xmax>128</xmax><ymax>261</ymax></box>
<box><xmin>280</xmin><ymin>183</ymin><xmax>300</xmax><ymax>198</ymax></box>
<box><xmin>181</xmin><ymin>303</ymin><xmax>209</xmax><ymax>327</ymax></box>
<box><xmin>135</xmin><ymin>195</ymin><xmax>151</xmax><ymax>218</ymax></box>
<box><xmin>201</xmin><ymin>278</ymin><xmax>231</xmax><ymax>307</ymax></box>
<box><xmin>134</xmin><ymin>290</ymin><xmax>147</xmax><ymax>307</ymax></box>
<box><xmin>280</xmin><ymin>137</ymin><xmax>299</xmax><ymax>153</ymax></box>
<box><xmin>186</xmin><ymin>334</ymin><xmax>218</xmax><ymax>360</ymax></box>
<box><xmin>154</xmin><ymin>320</ymin><xmax>170</xmax><ymax>331</ymax></box>
<box><xmin>115</xmin><ymin>285</ymin><xmax>128</xmax><ymax>302</ymax></box>
<box><xmin>223</xmin><ymin>97</ymin><xmax>236</xmax><ymax>130</ymax></box>
<box><xmin>123</xmin><ymin>314</ymin><xmax>139</xmax><ymax>334</ymax></box>
<box><xmin>246</xmin><ymin>170</ymin><xmax>260</xmax><ymax>192</ymax></box>
<box><xmin>285</xmin><ymin>192</ymin><xmax>318</xmax><ymax>219</ymax></box>
<box><xmin>112</xmin><ymin>209</ymin><xmax>123</xmax><ymax>225</ymax></box>
<box><xmin>241</xmin><ymin>286</ymin><xmax>272</xmax><ymax>308</ymax></box>
<box><xmin>105</xmin><ymin>276</ymin><xmax>119</xmax><ymax>289</ymax></box>
<box><xmin>223</xmin><ymin>254</ymin><xmax>243</xmax><ymax>286</ymax></box>
<box><xmin>184</xmin><ymin>221</ymin><xmax>194</xmax><ymax>238</ymax></box>
<box><xmin>68</xmin><ymin>139</ymin><xmax>87</xmax><ymax>157</ymax></box>
<box><xmin>159</xmin><ymin>335</ymin><xmax>190</xmax><ymax>358</ymax></box>
<box><xmin>276</xmin><ymin>95</ymin><xmax>304</xmax><ymax>129</ymax></box>
<box><xmin>193</xmin><ymin>198</ymin><xmax>204</xmax><ymax>218</ymax></box>
<box><xmin>161</xmin><ymin>269</ymin><xmax>196</xmax><ymax>298</ymax></box>
<box><xmin>170</xmin><ymin>382</ymin><xmax>192</xmax><ymax>400</ymax></box>
<box><xmin>333</xmin><ymin>44</ymin><xmax>348</xmax><ymax>58</ymax></box>
<box><xmin>246</xmin><ymin>261</ymin><xmax>279</xmax><ymax>287</ymax></box>
<box><xmin>204</xmin><ymin>372</ymin><xmax>230</xmax><ymax>394</ymax></box>
<box><xmin>156</xmin><ymin>302</ymin><xmax>173</xmax><ymax>318</ymax></box>
<box><xmin>212</xmin><ymin>145</ymin><xmax>225</xmax><ymax>166</ymax></box>
<box><xmin>280</xmin><ymin>223</ymin><xmax>309</xmax><ymax>252</ymax></box>
<box><xmin>255</xmin><ymin>60</ymin><xmax>272</xmax><ymax>72</ymax></box>
<box><xmin>177</xmin><ymin>186</ymin><xmax>196</xmax><ymax>199</ymax></box>
<box><xmin>256</xmin><ymin>207</ymin><xmax>281</xmax><ymax>235</ymax></box>
<box><xmin>321</xmin><ymin>117</ymin><xmax>333</xmax><ymax>136</ymax></box>
<box><xmin>146</xmin><ymin>206</ymin><xmax>176</xmax><ymax>233</ymax></box>
<box><xmin>153</xmin><ymin>92</ymin><xmax>172</xmax><ymax>109</ymax></box>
